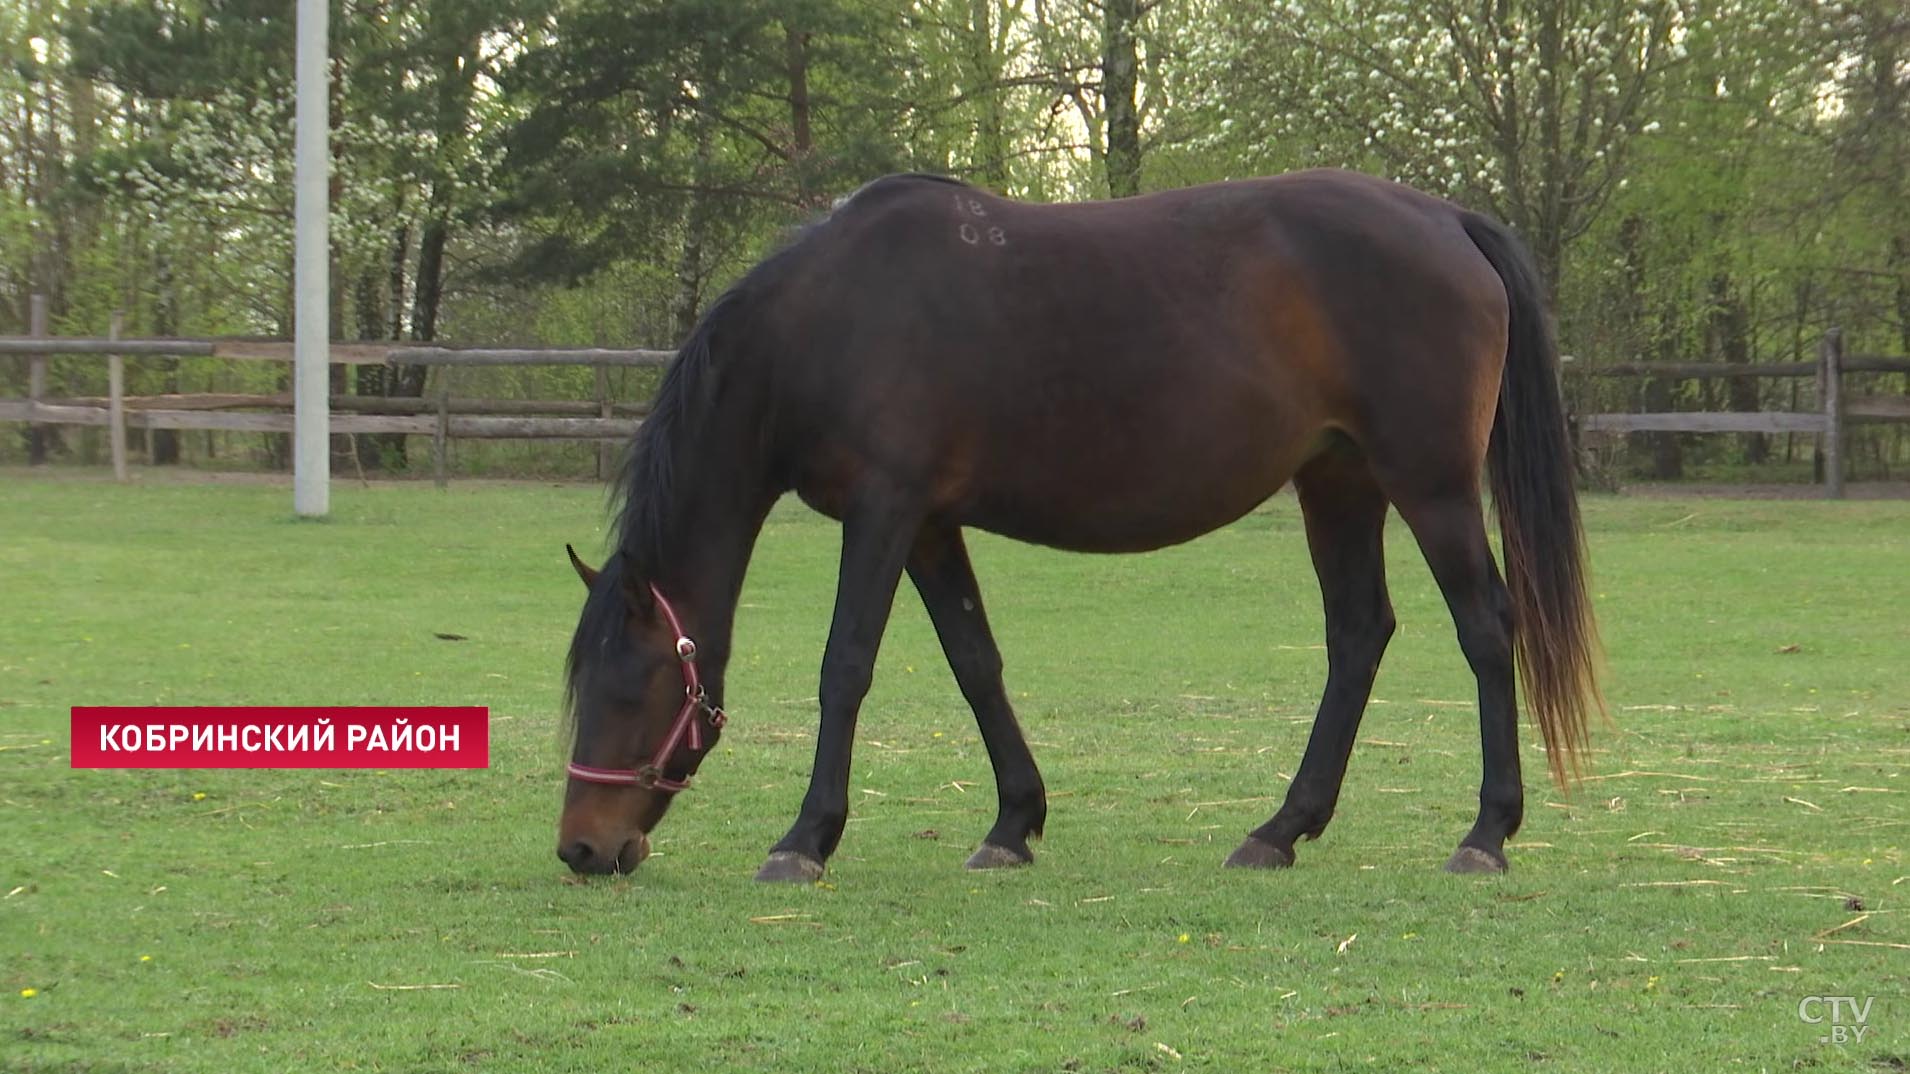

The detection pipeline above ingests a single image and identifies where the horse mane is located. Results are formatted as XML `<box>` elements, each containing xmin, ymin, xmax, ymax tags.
<box><xmin>562</xmin><ymin>288</ymin><xmax>739</xmax><ymax>736</ymax></box>
<box><xmin>563</xmin><ymin>172</ymin><xmax>967</xmax><ymax>735</ymax></box>
<box><xmin>612</xmin><ymin>288</ymin><xmax>741</xmax><ymax>581</ymax></box>
<box><xmin>562</xmin><ymin>243</ymin><xmax>791</xmax><ymax>733</ymax></box>
<box><xmin>605</xmin><ymin>173</ymin><xmax>969</xmax><ymax>575</ymax></box>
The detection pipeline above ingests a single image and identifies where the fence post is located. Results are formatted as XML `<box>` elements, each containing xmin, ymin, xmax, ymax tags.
<box><xmin>27</xmin><ymin>293</ymin><xmax>47</xmax><ymax>465</ymax></box>
<box><xmin>108</xmin><ymin>311</ymin><xmax>128</xmax><ymax>482</ymax></box>
<box><xmin>595</xmin><ymin>363</ymin><xmax>612</xmax><ymax>479</ymax></box>
<box><xmin>1821</xmin><ymin>327</ymin><xmax>1845</xmax><ymax>499</ymax></box>
<box><xmin>432</xmin><ymin>380</ymin><xmax>450</xmax><ymax>489</ymax></box>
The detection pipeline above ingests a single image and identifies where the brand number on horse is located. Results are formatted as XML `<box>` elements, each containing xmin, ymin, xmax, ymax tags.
<box><xmin>954</xmin><ymin>194</ymin><xmax>1007</xmax><ymax>247</ymax></box>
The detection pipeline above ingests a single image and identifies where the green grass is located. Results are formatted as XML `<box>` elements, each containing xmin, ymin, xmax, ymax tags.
<box><xmin>3</xmin><ymin>471</ymin><xmax>1907</xmax><ymax>1072</ymax></box>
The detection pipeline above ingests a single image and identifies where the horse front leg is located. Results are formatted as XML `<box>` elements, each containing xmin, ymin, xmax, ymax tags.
<box><xmin>907</xmin><ymin>524</ymin><xmax>1047</xmax><ymax>869</ymax></box>
<box><xmin>756</xmin><ymin>493</ymin><xmax>923</xmax><ymax>882</ymax></box>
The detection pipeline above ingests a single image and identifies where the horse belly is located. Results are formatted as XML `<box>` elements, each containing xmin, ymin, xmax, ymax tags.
<box><xmin>959</xmin><ymin>420</ymin><xmax>1316</xmax><ymax>553</ymax></box>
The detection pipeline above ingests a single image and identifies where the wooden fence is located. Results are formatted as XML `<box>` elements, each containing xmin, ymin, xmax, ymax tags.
<box><xmin>1572</xmin><ymin>328</ymin><xmax>1910</xmax><ymax>498</ymax></box>
<box><xmin>0</xmin><ymin>296</ymin><xmax>673</xmax><ymax>486</ymax></box>
<box><xmin>7</xmin><ymin>302</ymin><xmax>1908</xmax><ymax>497</ymax></box>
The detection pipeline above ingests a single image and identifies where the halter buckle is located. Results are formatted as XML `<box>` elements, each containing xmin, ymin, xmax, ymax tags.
<box><xmin>676</xmin><ymin>636</ymin><xmax>697</xmax><ymax>662</ymax></box>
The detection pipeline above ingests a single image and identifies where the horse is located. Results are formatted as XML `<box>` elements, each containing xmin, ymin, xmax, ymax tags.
<box><xmin>556</xmin><ymin>169</ymin><xmax>1602</xmax><ymax>882</ymax></box>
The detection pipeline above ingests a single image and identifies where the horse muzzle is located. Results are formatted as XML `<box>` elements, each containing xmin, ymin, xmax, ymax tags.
<box><xmin>557</xmin><ymin>832</ymin><xmax>651</xmax><ymax>875</ymax></box>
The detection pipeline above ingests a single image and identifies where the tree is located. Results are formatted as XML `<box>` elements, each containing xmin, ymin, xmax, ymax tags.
<box><xmin>1021</xmin><ymin>0</ymin><xmax>1186</xmax><ymax>199</ymax></box>
<box><xmin>1100</xmin><ymin>0</ymin><xmax>1142</xmax><ymax>197</ymax></box>
<box><xmin>1201</xmin><ymin>0</ymin><xmax>1689</xmax><ymax>291</ymax></box>
<box><xmin>493</xmin><ymin>0</ymin><xmax>908</xmax><ymax>330</ymax></box>
<box><xmin>1825</xmin><ymin>1</ymin><xmax>1909</xmax><ymax>356</ymax></box>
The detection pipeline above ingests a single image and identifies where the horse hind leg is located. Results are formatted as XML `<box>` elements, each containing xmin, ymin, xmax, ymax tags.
<box><xmin>907</xmin><ymin>524</ymin><xmax>1048</xmax><ymax>869</ymax></box>
<box><xmin>1227</xmin><ymin>445</ymin><xmax>1394</xmax><ymax>869</ymax></box>
<box><xmin>1390</xmin><ymin>486</ymin><xmax>1522</xmax><ymax>874</ymax></box>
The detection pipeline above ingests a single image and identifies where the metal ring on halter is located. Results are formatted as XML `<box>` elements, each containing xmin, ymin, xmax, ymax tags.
<box><xmin>676</xmin><ymin>637</ymin><xmax>697</xmax><ymax>661</ymax></box>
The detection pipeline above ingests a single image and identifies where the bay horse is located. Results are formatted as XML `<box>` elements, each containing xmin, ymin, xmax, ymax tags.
<box><xmin>557</xmin><ymin>169</ymin><xmax>1602</xmax><ymax>882</ymax></box>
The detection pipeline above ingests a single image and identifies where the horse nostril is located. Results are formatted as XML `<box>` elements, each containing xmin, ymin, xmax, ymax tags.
<box><xmin>558</xmin><ymin>840</ymin><xmax>596</xmax><ymax>872</ymax></box>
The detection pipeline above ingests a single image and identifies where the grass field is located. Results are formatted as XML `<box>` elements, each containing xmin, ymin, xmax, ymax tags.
<box><xmin>3</xmin><ymin>471</ymin><xmax>1907</xmax><ymax>1072</ymax></box>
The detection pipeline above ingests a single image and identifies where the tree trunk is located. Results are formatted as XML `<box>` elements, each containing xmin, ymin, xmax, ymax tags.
<box><xmin>1615</xmin><ymin>214</ymin><xmax>1650</xmax><ymax>478</ymax></box>
<box><xmin>402</xmin><ymin>8</ymin><xmax>482</xmax><ymax>472</ymax></box>
<box><xmin>412</xmin><ymin>220</ymin><xmax>449</xmax><ymax>343</ymax></box>
<box><xmin>354</xmin><ymin>220</ymin><xmax>411</xmax><ymax>469</ymax></box>
<box><xmin>1621</xmin><ymin>213</ymin><xmax>1680</xmax><ymax>481</ymax></box>
<box><xmin>1711</xmin><ymin>273</ymin><xmax>1765</xmax><ymax>463</ymax></box>
<box><xmin>1100</xmin><ymin>0</ymin><xmax>1142</xmax><ymax>198</ymax></box>
<box><xmin>352</xmin><ymin>266</ymin><xmax>392</xmax><ymax>470</ymax></box>
<box><xmin>411</xmin><ymin>6</ymin><xmax>479</xmax><ymax>344</ymax></box>
<box><xmin>672</xmin><ymin>121</ymin><xmax>717</xmax><ymax>343</ymax></box>
<box><xmin>150</xmin><ymin>251</ymin><xmax>181</xmax><ymax>465</ymax></box>
<box><xmin>388</xmin><ymin>220</ymin><xmax>409</xmax><ymax>341</ymax></box>
<box><xmin>1788</xmin><ymin>277</ymin><xmax>1812</xmax><ymax>466</ymax></box>
<box><xmin>785</xmin><ymin>25</ymin><xmax>813</xmax><ymax>205</ymax></box>
<box><xmin>328</xmin><ymin>57</ymin><xmax>352</xmax><ymax>473</ymax></box>
<box><xmin>1531</xmin><ymin>0</ymin><xmax>1566</xmax><ymax>293</ymax></box>
<box><xmin>1647</xmin><ymin>331</ymin><xmax>1684</xmax><ymax>480</ymax></box>
<box><xmin>967</xmin><ymin>0</ymin><xmax>1009</xmax><ymax>189</ymax></box>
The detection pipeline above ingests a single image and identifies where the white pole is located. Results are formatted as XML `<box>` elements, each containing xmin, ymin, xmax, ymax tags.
<box><xmin>293</xmin><ymin>0</ymin><xmax>330</xmax><ymax>516</ymax></box>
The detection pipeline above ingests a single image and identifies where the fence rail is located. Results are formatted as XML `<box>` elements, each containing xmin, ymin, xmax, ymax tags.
<box><xmin>1571</xmin><ymin>328</ymin><xmax>1910</xmax><ymax>499</ymax></box>
<box><xmin>1582</xmin><ymin>356</ymin><xmax>1910</xmax><ymax>379</ymax></box>
<box><xmin>1</xmin><ymin>296</ymin><xmax>674</xmax><ymax>485</ymax></box>
<box><xmin>31</xmin><ymin>392</ymin><xmax>651</xmax><ymax>416</ymax></box>
<box><xmin>385</xmin><ymin>346</ymin><xmax>673</xmax><ymax>367</ymax></box>
<box><xmin>1578</xmin><ymin>411</ymin><xmax>1831</xmax><ymax>434</ymax></box>
<box><xmin>0</xmin><ymin>337</ymin><xmax>675</xmax><ymax>366</ymax></box>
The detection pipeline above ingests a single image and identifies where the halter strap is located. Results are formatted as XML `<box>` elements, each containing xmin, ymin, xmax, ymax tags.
<box><xmin>566</xmin><ymin>584</ymin><xmax>727</xmax><ymax>793</ymax></box>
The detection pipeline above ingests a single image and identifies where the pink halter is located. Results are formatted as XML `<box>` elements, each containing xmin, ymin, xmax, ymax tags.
<box><xmin>566</xmin><ymin>584</ymin><xmax>726</xmax><ymax>793</ymax></box>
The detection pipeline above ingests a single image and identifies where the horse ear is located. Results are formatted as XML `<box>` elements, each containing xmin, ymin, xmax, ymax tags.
<box><xmin>565</xmin><ymin>544</ymin><xmax>600</xmax><ymax>589</ymax></box>
<box><xmin>622</xmin><ymin>571</ymin><xmax>656</xmax><ymax>618</ymax></box>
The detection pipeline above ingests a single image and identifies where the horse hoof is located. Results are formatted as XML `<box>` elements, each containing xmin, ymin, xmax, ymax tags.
<box><xmin>1222</xmin><ymin>837</ymin><xmax>1294</xmax><ymax>869</ymax></box>
<box><xmin>964</xmin><ymin>842</ymin><xmax>1032</xmax><ymax>870</ymax></box>
<box><xmin>1443</xmin><ymin>846</ymin><xmax>1507</xmax><ymax>874</ymax></box>
<box><xmin>754</xmin><ymin>851</ymin><xmax>825</xmax><ymax>883</ymax></box>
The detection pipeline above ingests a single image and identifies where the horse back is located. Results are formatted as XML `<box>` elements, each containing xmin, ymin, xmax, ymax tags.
<box><xmin>761</xmin><ymin>172</ymin><xmax>1510</xmax><ymax>550</ymax></box>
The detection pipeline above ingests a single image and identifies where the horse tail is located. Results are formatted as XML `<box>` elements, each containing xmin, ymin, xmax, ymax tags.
<box><xmin>1462</xmin><ymin>212</ymin><xmax>1605</xmax><ymax>788</ymax></box>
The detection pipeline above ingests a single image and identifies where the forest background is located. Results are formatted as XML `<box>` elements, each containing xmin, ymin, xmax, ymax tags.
<box><xmin>2</xmin><ymin>0</ymin><xmax>1905</xmax><ymax>479</ymax></box>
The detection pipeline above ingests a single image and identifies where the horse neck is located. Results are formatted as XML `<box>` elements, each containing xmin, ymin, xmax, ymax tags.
<box><xmin>648</xmin><ymin>392</ymin><xmax>778</xmax><ymax>700</ymax></box>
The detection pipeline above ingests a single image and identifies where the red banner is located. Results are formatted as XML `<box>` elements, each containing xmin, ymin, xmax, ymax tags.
<box><xmin>70</xmin><ymin>707</ymin><xmax>489</xmax><ymax>769</ymax></box>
